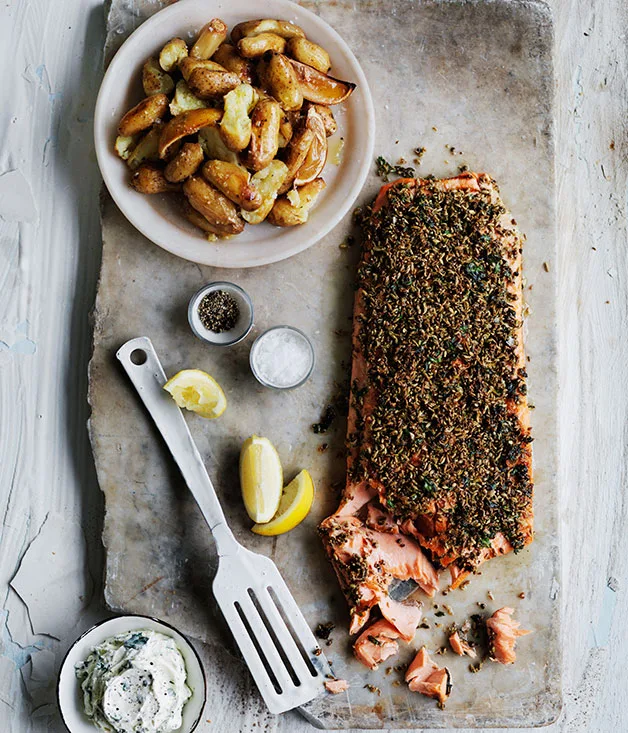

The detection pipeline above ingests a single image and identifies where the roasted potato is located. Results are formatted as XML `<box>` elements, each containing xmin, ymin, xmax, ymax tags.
<box><xmin>285</xmin><ymin>37</ymin><xmax>331</xmax><ymax>73</ymax></box>
<box><xmin>131</xmin><ymin>163</ymin><xmax>180</xmax><ymax>194</ymax></box>
<box><xmin>231</xmin><ymin>18</ymin><xmax>305</xmax><ymax>44</ymax></box>
<box><xmin>277</xmin><ymin>126</ymin><xmax>315</xmax><ymax>194</ymax></box>
<box><xmin>202</xmin><ymin>160</ymin><xmax>262</xmax><ymax>211</ymax></box>
<box><xmin>118</xmin><ymin>94</ymin><xmax>169</xmax><ymax>136</ymax></box>
<box><xmin>246</xmin><ymin>98</ymin><xmax>282</xmax><ymax>171</ymax></box>
<box><xmin>213</xmin><ymin>44</ymin><xmax>256</xmax><ymax>84</ymax></box>
<box><xmin>258</xmin><ymin>52</ymin><xmax>303</xmax><ymax>111</ymax></box>
<box><xmin>159</xmin><ymin>38</ymin><xmax>188</xmax><ymax>71</ymax></box>
<box><xmin>219</xmin><ymin>84</ymin><xmax>258</xmax><ymax>151</ymax></box>
<box><xmin>198</xmin><ymin>126</ymin><xmax>240</xmax><ymax>165</ymax></box>
<box><xmin>238</xmin><ymin>32</ymin><xmax>286</xmax><ymax>58</ymax></box>
<box><xmin>169</xmin><ymin>80</ymin><xmax>208</xmax><ymax>116</ymax></box>
<box><xmin>294</xmin><ymin>106</ymin><xmax>327</xmax><ymax>185</ymax></box>
<box><xmin>164</xmin><ymin>142</ymin><xmax>204</xmax><ymax>182</ymax></box>
<box><xmin>288</xmin><ymin>57</ymin><xmax>356</xmax><ymax>104</ymax></box>
<box><xmin>311</xmin><ymin>103</ymin><xmax>337</xmax><ymax>136</ymax></box>
<box><xmin>241</xmin><ymin>159</ymin><xmax>288</xmax><ymax>224</ymax></box>
<box><xmin>190</xmin><ymin>18</ymin><xmax>228</xmax><ymax>59</ymax></box>
<box><xmin>126</xmin><ymin>124</ymin><xmax>162</xmax><ymax>169</ymax></box>
<box><xmin>182</xmin><ymin>198</ymin><xmax>220</xmax><ymax>238</ymax></box>
<box><xmin>114</xmin><ymin>134</ymin><xmax>137</xmax><ymax>160</ymax></box>
<box><xmin>183</xmin><ymin>175</ymin><xmax>244</xmax><ymax>236</ymax></box>
<box><xmin>158</xmin><ymin>107</ymin><xmax>222</xmax><ymax>158</ymax></box>
<box><xmin>267</xmin><ymin>177</ymin><xmax>326</xmax><ymax>226</ymax></box>
<box><xmin>142</xmin><ymin>57</ymin><xmax>174</xmax><ymax>96</ymax></box>
<box><xmin>278</xmin><ymin>112</ymin><xmax>293</xmax><ymax>147</ymax></box>
<box><xmin>179</xmin><ymin>57</ymin><xmax>241</xmax><ymax>99</ymax></box>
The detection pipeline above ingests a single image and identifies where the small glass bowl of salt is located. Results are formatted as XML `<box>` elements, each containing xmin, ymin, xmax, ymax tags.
<box><xmin>250</xmin><ymin>326</ymin><xmax>315</xmax><ymax>390</ymax></box>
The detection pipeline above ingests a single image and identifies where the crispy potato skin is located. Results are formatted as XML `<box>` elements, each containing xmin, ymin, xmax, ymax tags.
<box><xmin>126</xmin><ymin>124</ymin><xmax>162</xmax><ymax>169</ymax></box>
<box><xmin>311</xmin><ymin>103</ymin><xmax>337</xmax><ymax>136</ymax></box>
<box><xmin>213</xmin><ymin>43</ymin><xmax>256</xmax><ymax>83</ymax></box>
<box><xmin>231</xmin><ymin>18</ymin><xmax>305</xmax><ymax>44</ymax></box>
<box><xmin>130</xmin><ymin>163</ymin><xmax>179</xmax><ymax>194</ymax></box>
<box><xmin>182</xmin><ymin>198</ymin><xmax>220</xmax><ymax>234</ymax></box>
<box><xmin>142</xmin><ymin>57</ymin><xmax>174</xmax><ymax>96</ymax></box>
<box><xmin>267</xmin><ymin>177</ymin><xmax>326</xmax><ymax>226</ymax></box>
<box><xmin>158</xmin><ymin>108</ymin><xmax>222</xmax><ymax>158</ymax></box>
<box><xmin>159</xmin><ymin>38</ymin><xmax>188</xmax><ymax>72</ymax></box>
<box><xmin>286</xmin><ymin>37</ymin><xmax>331</xmax><ymax>73</ymax></box>
<box><xmin>294</xmin><ymin>107</ymin><xmax>327</xmax><ymax>185</ymax></box>
<box><xmin>202</xmin><ymin>160</ymin><xmax>262</xmax><ymax>211</ymax></box>
<box><xmin>164</xmin><ymin>142</ymin><xmax>205</xmax><ymax>182</ymax></box>
<box><xmin>118</xmin><ymin>94</ymin><xmax>169</xmax><ymax>136</ymax></box>
<box><xmin>183</xmin><ymin>175</ymin><xmax>244</xmax><ymax>236</ymax></box>
<box><xmin>259</xmin><ymin>52</ymin><xmax>303</xmax><ymax>111</ymax></box>
<box><xmin>278</xmin><ymin>127</ymin><xmax>315</xmax><ymax>194</ymax></box>
<box><xmin>190</xmin><ymin>19</ymin><xmax>228</xmax><ymax>59</ymax></box>
<box><xmin>288</xmin><ymin>57</ymin><xmax>356</xmax><ymax>105</ymax></box>
<box><xmin>238</xmin><ymin>32</ymin><xmax>286</xmax><ymax>58</ymax></box>
<box><xmin>188</xmin><ymin>67</ymin><xmax>241</xmax><ymax>99</ymax></box>
<box><xmin>246</xmin><ymin>99</ymin><xmax>282</xmax><ymax>171</ymax></box>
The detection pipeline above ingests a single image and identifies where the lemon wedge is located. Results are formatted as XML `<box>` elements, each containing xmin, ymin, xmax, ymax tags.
<box><xmin>251</xmin><ymin>469</ymin><xmax>314</xmax><ymax>536</ymax></box>
<box><xmin>163</xmin><ymin>369</ymin><xmax>227</xmax><ymax>419</ymax></box>
<box><xmin>240</xmin><ymin>435</ymin><xmax>283</xmax><ymax>523</ymax></box>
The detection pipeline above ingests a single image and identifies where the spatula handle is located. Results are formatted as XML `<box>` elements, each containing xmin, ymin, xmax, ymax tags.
<box><xmin>116</xmin><ymin>336</ymin><xmax>238</xmax><ymax>556</ymax></box>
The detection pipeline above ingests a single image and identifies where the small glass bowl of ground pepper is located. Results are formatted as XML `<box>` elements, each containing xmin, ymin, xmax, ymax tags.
<box><xmin>188</xmin><ymin>282</ymin><xmax>253</xmax><ymax>346</ymax></box>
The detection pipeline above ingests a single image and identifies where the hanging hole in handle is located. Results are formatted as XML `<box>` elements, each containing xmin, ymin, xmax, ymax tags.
<box><xmin>130</xmin><ymin>349</ymin><xmax>147</xmax><ymax>365</ymax></box>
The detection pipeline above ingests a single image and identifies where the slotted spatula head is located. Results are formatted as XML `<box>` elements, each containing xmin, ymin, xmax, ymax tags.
<box><xmin>214</xmin><ymin>544</ymin><xmax>332</xmax><ymax>714</ymax></box>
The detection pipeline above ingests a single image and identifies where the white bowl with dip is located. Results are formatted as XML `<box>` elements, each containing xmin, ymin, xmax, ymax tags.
<box><xmin>250</xmin><ymin>326</ymin><xmax>315</xmax><ymax>389</ymax></box>
<box><xmin>57</xmin><ymin>615</ymin><xmax>206</xmax><ymax>733</ymax></box>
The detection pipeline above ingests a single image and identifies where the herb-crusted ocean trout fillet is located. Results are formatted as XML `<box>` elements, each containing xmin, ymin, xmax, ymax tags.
<box><xmin>319</xmin><ymin>172</ymin><xmax>533</xmax><ymax>633</ymax></box>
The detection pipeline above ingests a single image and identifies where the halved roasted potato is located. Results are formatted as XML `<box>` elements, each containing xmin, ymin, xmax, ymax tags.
<box><xmin>126</xmin><ymin>124</ymin><xmax>162</xmax><ymax>169</ymax></box>
<box><xmin>231</xmin><ymin>18</ymin><xmax>305</xmax><ymax>44</ymax></box>
<box><xmin>278</xmin><ymin>112</ymin><xmax>293</xmax><ymax>147</ymax></box>
<box><xmin>258</xmin><ymin>52</ymin><xmax>302</xmax><ymax>111</ymax></box>
<box><xmin>213</xmin><ymin>43</ymin><xmax>255</xmax><ymax>84</ymax></box>
<box><xmin>183</xmin><ymin>175</ymin><xmax>244</xmax><ymax>236</ymax></box>
<box><xmin>246</xmin><ymin>98</ymin><xmax>282</xmax><ymax>171</ymax></box>
<box><xmin>285</xmin><ymin>37</ymin><xmax>331</xmax><ymax>73</ymax></box>
<box><xmin>182</xmin><ymin>198</ymin><xmax>220</xmax><ymax>238</ymax></box>
<box><xmin>311</xmin><ymin>103</ymin><xmax>337</xmax><ymax>136</ymax></box>
<box><xmin>190</xmin><ymin>18</ymin><xmax>228</xmax><ymax>59</ymax></box>
<box><xmin>277</xmin><ymin>126</ymin><xmax>315</xmax><ymax>194</ymax></box>
<box><xmin>267</xmin><ymin>177</ymin><xmax>326</xmax><ymax>226</ymax></box>
<box><xmin>114</xmin><ymin>134</ymin><xmax>137</xmax><ymax>161</ymax></box>
<box><xmin>164</xmin><ymin>142</ymin><xmax>204</xmax><ymax>182</ymax></box>
<box><xmin>219</xmin><ymin>84</ymin><xmax>258</xmax><ymax>151</ymax></box>
<box><xmin>238</xmin><ymin>32</ymin><xmax>286</xmax><ymax>58</ymax></box>
<box><xmin>241</xmin><ymin>159</ymin><xmax>288</xmax><ymax>224</ymax></box>
<box><xmin>118</xmin><ymin>94</ymin><xmax>169</xmax><ymax>136</ymax></box>
<box><xmin>142</xmin><ymin>57</ymin><xmax>174</xmax><ymax>96</ymax></box>
<box><xmin>158</xmin><ymin>107</ymin><xmax>222</xmax><ymax>158</ymax></box>
<box><xmin>202</xmin><ymin>160</ymin><xmax>262</xmax><ymax>211</ymax></box>
<box><xmin>159</xmin><ymin>38</ymin><xmax>188</xmax><ymax>72</ymax></box>
<box><xmin>198</xmin><ymin>126</ymin><xmax>240</xmax><ymax>165</ymax></box>
<box><xmin>169</xmin><ymin>80</ymin><xmax>208</xmax><ymax>116</ymax></box>
<box><xmin>294</xmin><ymin>106</ymin><xmax>327</xmax><ymax>185</ymax></box>
<box><xmin>288</xmin><ymin>58</ymin><xmax>356</xmax><ymax>104</ymax></box>
<box><xmin>131</xmin><ymin>163</ymin><xmax>180</xmax><ymax>194</ymax></box>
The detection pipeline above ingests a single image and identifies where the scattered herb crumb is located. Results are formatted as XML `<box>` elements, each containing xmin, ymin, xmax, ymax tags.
<box><xmin>364</xmin><ymin>684</ymin><xmax>381</xmax><ymax>696</ymax></box>
<box><xmin>375</xmin><ymin>155</ymin><xmax>415</xmax><ymax>182</ymax></box>
<box><xmin>487</xmin><ymin>590</ymin><xmax>495</xmax><ymax>601</ymax></box>
<box><xmin>459</xmin><ymin>164</ymin><xmax>469</xmax><ymax>173</ymax></box>
<box><xmin>315</xmin><ymin>622</ymin><xmax>335</xmax><ymax>640</ymax></box>
<box><xmin>313</xmin><ymin>647</ymin><xmax>322</xmax><ymax>656</ymax></box>
<box><xmin>317</xmin><ymin>443</ymin><xmax>329</xmax><ymax>454</ymax></box>
<box><xmin>312</xmin><ymin>406</ymin><xmax>337</xmax><ymax>434</ymax></box>
<box><xmin>435</xmin><ymin>611</ymin><xmax>445</xmax><ymax>618</ymax></box>
<box><xmin>543</xmin><ymin>262</ymin><xmax>550</xmax><ymax>272</ymax></box>
<box><xmin>519</xmin><ymin>592</ymin><xmax>526</xmax><ymax>599</ymax></box>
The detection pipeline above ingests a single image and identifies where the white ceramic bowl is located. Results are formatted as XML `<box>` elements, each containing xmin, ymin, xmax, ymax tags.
<box><xmin>57</xmin><ymin>615</ymin><xmax>206</xmax><ymax>733</ymax></box>
<box><xmin>94</xmin><ymin>0</ymin><xmax>375</xmax><ymax>268</ymax></box>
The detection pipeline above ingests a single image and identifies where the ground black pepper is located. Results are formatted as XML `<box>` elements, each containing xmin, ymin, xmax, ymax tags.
<box><xmin>198</xmin><ymin>290</ymin><xmax>239</xmax><ymax>332</ymax></box>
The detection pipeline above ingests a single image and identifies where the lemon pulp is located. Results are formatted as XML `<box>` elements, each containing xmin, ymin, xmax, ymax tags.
<box><xmin>240</xmin><ymin>435</ymin><xmax>283</xmax><ymax>523</ymax></box>
<box><xmin>163</xmin><ymin>369</ymin><xmax>227</xmax><ymax>419</ymax></box>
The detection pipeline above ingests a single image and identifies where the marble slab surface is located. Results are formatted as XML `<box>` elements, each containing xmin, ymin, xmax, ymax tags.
<box><xmin>89</xmin><ymin>0</ymin><xmax>559</xmax><ymax>727</ymax></box>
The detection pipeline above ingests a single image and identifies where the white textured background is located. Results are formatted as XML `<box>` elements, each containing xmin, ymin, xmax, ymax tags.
<box><xmin>0</xmin><ymin>0</ymin><xmax>626</xmax><ymax>731</ymax></box>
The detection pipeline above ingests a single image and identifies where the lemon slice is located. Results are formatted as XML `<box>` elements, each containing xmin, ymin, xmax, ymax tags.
<box><xmin>163</xmin><ymin>369</ymin><xmax>227</xmax><ymax>419</ymax></box>
<box><xmin>251</xmin><ymin>469</ymin><xmax>314</xmax><ymax>536</ymax></box>
<box><xmin>240</xmin><ymin>435</ymin><xmax>283</xmax><ymax>523</ymax></box>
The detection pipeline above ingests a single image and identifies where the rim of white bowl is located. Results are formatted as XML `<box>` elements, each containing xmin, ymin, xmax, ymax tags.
<box><xmin>94</xmin><ymin>0</ymin><xmax>376</xmax><ymax>268</ymax></box>
<box><xmin>56</xmin><ymin>614</ymin><xmax>207</xmax><ymax>733</ymax></box>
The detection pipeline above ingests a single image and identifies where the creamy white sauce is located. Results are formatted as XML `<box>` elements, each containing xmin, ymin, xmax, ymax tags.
<box><xmin>75</xmin><ymin>629</ymin><xmax>191</xmax><ymax>733</ymax></box>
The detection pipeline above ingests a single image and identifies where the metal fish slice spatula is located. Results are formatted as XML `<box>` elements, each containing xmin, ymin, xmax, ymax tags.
<box><xmin>117</xmin><ymin>337</ymin><xmax>332</xmax><ymax>714</ymax></box>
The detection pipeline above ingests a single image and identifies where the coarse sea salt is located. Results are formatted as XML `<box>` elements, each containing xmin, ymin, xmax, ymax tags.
<box><xmin>251</xmin><ymin>327</ymin><xmax>314</xmax><ymax>389</ymax></box>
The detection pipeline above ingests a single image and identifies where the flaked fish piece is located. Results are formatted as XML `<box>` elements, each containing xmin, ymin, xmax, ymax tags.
<box><xmin>353</xmin><ymin>619</ymin><xmax>403</xmax><ymax>670</ymax></box>
<box><xmin>324</xmin><ymin>678</ymin><xmax>349</xmax><ymax>694</ymax></box>
<box><xmin>405</xmin><ymin>647</ymin><xmax>451</xmax><ymax>705</ymax></box>
<box><xmin>486</xmin><ymin>606</ymin><xmax>531</xmax><ymax>664</ymax></box>
<box><xmin>318</xmin><ymin>514</ymin><xmax>437</xmax><ymax>635</ymax></box>
<box><xmin>448</xmin><ymin>629</ymin><xmax>477</xmax><ymax>658</ymax></box>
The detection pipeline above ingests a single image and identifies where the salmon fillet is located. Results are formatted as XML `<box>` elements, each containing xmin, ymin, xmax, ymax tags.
<box><xmin>353</xmin><ymin>618</ymin><xmax>405</xmax><ymax>670</ymax></box>
<box><xmin>405</xmin><ymin>647</ymin><xmax>451</xmax><ymax>705</ymax></box>
<box><xmin>320</xmin><ymin>172</ymin><xmax>533</xmax><ymax>632</ymax></box>
<box><xmin>486</xmin><ymin>606</ymin><xmax>531</xmax><ymax>664</ymax></box>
